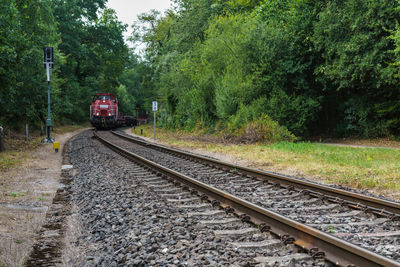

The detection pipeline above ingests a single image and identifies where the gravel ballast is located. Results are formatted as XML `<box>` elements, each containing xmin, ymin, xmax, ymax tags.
<box><xmin>93</xmin><ymin>131</ymin><xmax>400</xmax><ymax>262</ymax></box>
<box><xmin>61</xmin><ymin>130</ymin><xmax>326</xmax><ymax>266</ymax></box>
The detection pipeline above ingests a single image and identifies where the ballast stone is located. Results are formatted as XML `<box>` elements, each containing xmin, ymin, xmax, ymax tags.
<box><xmin>61</xmin><ymin>165</ymin><xmax>73</xmax><ymax>170</ymax></box>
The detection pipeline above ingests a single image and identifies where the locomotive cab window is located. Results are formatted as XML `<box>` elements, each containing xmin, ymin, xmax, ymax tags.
<box><xmin>93</xmin><ymin>95</ymin><xmax>111</xmax><ymax>101</ymax></box>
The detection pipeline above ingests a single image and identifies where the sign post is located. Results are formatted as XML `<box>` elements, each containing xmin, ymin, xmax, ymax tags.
<box><xmin>152</xmin><ymin>101</ymin><xmax>158</xmax><ymax>141</ymax></box>
<box><xmin>0</xmin><ymin>126</ymin><xmax>4</xmax><ymax>152</ymax></box>
<box><xmin>44</xmin><ymin>47</ymin><xmax>54</xmax><ymax>143</ymax></box>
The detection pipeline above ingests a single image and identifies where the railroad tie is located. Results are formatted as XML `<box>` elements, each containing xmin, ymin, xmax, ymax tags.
<box><xmin>187</xmin><ymin>210</ymin><xmax>225</xmax><ymax>217</ymax></box>
<box><xmin>254</xmin><ymin>253</ymin><xmax>313</xmax><ymax>265</ymax></box>
<box><xmin>166</xmin><ymin>197</ymin><xmax>200</xmax><ymax>203</ymax></box>
<box><xmin>199</xmin><ymin>218</ymin><xmax>241</xmax><ymax>225</ymax></box>
<box><xmin>230</xmin><ymin>239</ymin><xmax>282</xmax><ymax>250</ymax></box>
<box><xmin>214</xmin><ymin>228</ymin><xmax>259</xmax><ymax>237</ymax></box>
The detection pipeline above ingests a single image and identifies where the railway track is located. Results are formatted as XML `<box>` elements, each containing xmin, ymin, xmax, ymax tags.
<box><xmin>94</xmin><ymin>130</ymin><xmax>400</xmax><ymax>266</ymax></box>
<box><xmin>70</xmin><ymin>131</ymin><xmax>327</xmax><ymax>266</ymax></box>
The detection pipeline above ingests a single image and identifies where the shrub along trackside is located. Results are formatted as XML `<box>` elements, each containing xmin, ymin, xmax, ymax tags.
<box><xmin>224</xmin><ymin>115</ymin><xmax>297</xmax><ymax>143</ymax></box>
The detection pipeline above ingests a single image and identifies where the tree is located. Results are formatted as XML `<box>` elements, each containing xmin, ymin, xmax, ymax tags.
<box><xmin>0</xmin><ymin>0</ymin><xmax>59</xmax><ymax>128</ymax></box>
<box><xmin>54</xmin><ymin>1</ymin><xmax>129</xmax><ymax>122</ymax></box>
<box><xmin>313</xmin><ymin>0</ymin><xmax>400</xmax><ymax>136</ymax></box>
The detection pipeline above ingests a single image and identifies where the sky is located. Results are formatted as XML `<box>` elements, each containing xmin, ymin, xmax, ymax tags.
<box><xmin>106</xmin><ymin>0</ymin><xmax>173</xmax><ymax>49</ymax></box>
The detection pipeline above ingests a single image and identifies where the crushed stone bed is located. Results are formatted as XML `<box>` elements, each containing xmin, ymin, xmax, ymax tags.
<box><xmin>97</xmin><ymin>130</ymin><xmax>400</xmax><ymax>262</ymax></box>
<box><xmin>58</xmin><ymin>130</ymin><xmax>326</xmax><ymax>266</ymax></box>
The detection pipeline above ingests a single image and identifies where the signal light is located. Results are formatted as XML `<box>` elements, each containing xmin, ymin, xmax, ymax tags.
<box><xmin>43</xmin><ymin>47</ymin><xmax>54</xmax><ymax>68</ymax></box>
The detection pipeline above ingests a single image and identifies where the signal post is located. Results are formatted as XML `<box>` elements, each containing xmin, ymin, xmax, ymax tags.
<box><xmin>152</xmin><ymin>101</ymin><xmax>158</xmax><ymax>141</ymax></box>
<box><xmin>44</xmin><ymin>47</ymin><xmax>54</xmax><ymax>143</ymax></box>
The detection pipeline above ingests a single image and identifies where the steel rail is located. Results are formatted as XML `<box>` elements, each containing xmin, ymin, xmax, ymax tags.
<box><xmin>96</xmin><ymin>131</ymin><xmax>400</xmax><ymax>267</ymax></box>
<box><xmin>112</xmin><ymin>130</ymin><xmax>400</xmax><ymax>216</ymax></box>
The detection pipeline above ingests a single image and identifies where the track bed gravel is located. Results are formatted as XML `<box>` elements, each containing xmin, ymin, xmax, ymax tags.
<box><xmin>63</xmin><ymin>130</ymin><xmax>327</xmax><ymax>266</ymax></box>
<box><xmin>96</xmin><ymin>131</ymin><xmax>400</xmax><ymax>262</ymax></box>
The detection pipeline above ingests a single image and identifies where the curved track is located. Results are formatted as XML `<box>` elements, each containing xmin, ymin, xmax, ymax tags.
<box><xmin>94</xmin><ymin>130</ymin><xmax>400</xmax><ymax>266</ymax></box>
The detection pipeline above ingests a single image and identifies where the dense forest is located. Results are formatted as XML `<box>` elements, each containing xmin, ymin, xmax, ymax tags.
<box><xmin>1</xmin><ymin>0</ymin><xmax>400</xmax><ymax>140</ymax></box>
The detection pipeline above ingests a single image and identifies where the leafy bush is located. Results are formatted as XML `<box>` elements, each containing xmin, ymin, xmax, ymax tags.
<box><xmin>226</xmin><ymin>114</ymin><xmax>297</xmax><ymax>143</ymax></box>
<box><xmin>227</xmin><ymin>97</ymin><xmax>269</xmax><ymax>130</ymax></box>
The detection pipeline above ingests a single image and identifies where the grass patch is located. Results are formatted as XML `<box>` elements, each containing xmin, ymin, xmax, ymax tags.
<box><xmin>9</xmin><ymin>192</ymin><xmax>25</xmax><ymax>197</ymax></box>
<box><xmin>265</xmin><ymin>142</ymin><xmax>400</xmax><ymax>190</ymax></box>
<box><xmin>131</xmin><ymin>125</ymin><xmax>400</xmax><ymax>191</ymax></box>
<box><xmin>0</xmin><ymin>124</ymin><xmax>87</xmax><ymax>171</ymax></box>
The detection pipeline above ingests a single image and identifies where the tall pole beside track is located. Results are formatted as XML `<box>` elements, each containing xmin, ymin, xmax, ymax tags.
<box><xmin>44</xmin><ymin>47</ymin><xmax>54</xmax><ymax>143</ymax></box>
<box><xmin>0</xmin><ymin>126</ymin><xmax>4</xmax><ymax>152</ymax></box>
<box><xmin>152</xmin><ymin>101</ymin><xmax>158</xmax><ymax>141</ymax></box>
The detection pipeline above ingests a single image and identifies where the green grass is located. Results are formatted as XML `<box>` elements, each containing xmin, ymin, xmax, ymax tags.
<box><xmin>0</xmin><ymin>152</ymin><xmax>22</xmax><ymax>171</ymax></box>
<box><xmin>9</xmin><ymin>192</ymin><xmax>25</xmax><ymax>197</ymax></box>
<box><xmin>132</xmin><ymin>125</ymin><xmax>153</xmax><ymax>138</ymax></box>
<box><xmin>269</xmin><ymin>141</ymin><xmax>399</xmax><ymax>168</ymax></box>
<box><xmin>266</xmin><ymin>141</ymin><xmax>400</xmax><ymax>190</ymax></box>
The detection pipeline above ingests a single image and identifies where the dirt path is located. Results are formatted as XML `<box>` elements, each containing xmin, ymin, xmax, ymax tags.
<box><xmin>0</xmin><ymin>128</ymin><xmax>88</xmax><ymax>267</ymax></box>
<box><xmin>321</xmin><ymin>138</ymin><xmax>400</xmax><ymax>149</ymax></box>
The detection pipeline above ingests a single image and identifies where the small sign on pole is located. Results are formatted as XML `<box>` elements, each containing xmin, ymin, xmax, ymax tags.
<box><xmin>152</xmin><ymin>101</ymin><xmax>158</xmax><ymax>140</ymax></box>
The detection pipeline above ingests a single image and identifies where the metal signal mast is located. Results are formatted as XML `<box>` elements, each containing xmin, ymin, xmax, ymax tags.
<box><xmin>44</xmin><ymin>47</ymin><xmax>54</xmax><ymax>143</ymax></box>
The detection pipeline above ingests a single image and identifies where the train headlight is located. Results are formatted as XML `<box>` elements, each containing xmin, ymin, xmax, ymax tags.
<box><xmin>96</xmin><ymin>112</ymin><xmax>99</xmax><ymax>116</ymax></box>
<box><xmin>108</xmin><ymin>112</ymin><xmax>111</xmax><ymax>116</ymax></box>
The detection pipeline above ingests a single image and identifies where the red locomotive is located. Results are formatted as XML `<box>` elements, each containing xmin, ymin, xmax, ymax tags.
<box><xmin>90</xmin><ymin>93</ymin><xmax>136</xmax><ymax>129</ymax></box>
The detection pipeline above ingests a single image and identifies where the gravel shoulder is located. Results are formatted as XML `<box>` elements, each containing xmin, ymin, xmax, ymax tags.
<box><xmin>0</xmin><ymin>128</ymin><xmax>88</xmax><ymax>266</ymax></box>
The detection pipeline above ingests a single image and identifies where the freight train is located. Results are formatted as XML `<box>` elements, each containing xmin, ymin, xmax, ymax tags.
<box><xmin>90</xmin><ymin>93</ymin><xmax>136</xmax><ymax>129</ymax></box>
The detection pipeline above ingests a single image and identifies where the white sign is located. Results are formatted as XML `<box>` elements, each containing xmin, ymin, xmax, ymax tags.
<box><xmin>152</xmin><ymin>101</ymin><xmax>158</xmax><ymax>112</ymax></box>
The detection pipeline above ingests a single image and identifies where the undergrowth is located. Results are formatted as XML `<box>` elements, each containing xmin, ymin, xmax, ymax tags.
<box><xmin>224</xmin><ymin>114</ymin><xmax>297</xmax><ymax>143</ymax></box>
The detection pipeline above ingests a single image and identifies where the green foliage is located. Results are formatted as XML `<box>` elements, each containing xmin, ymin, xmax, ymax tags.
<box><xmin>0</xmin><ymin>0</ymin><xmax>132</xmax><ymax>130</ymax></box>
<box><xmin>313</xmin><ymin>0</ymin><xmax>400</xmax><ymax>137</ymax></box>
<box><xmin>227</xmin><ymin>114</ymin><xmax>297</xmax><ymax>143</ymax></box>
<box><xmin>228</xmin><ymin>97</ymin><xmax>269</xmax><ymax>129</ymax></box>
<box><xmin>134</xmin><ymin>0</ymin><xmax>400</xmax><ymax>139</ymax></box>
<box><xmin>54</xmin><ymin>2</ymin><xmax>129</xmax><ymax>122</ymax></box>
<box><xmin>9</xmin><ymin>192</ymin><xmax>24</xmax><ymax>197</ymax></box>
<box><xmin>0</xmin><ymin>0</ymin><xmax>59</xmax><ymax>128</ymax></box>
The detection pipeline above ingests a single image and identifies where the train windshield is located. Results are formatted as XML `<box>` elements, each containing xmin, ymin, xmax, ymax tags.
<box><xmin>94</xmin><ymin>95</ymin><xmax>111</xmax><ymax>101</ymax></box>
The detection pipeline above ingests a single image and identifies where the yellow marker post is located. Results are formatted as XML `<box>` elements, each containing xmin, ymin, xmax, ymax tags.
<box><xmin>53</xmin><ymin>141</ymin><xmax>60</xmax><ymax>153</ymax></box>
